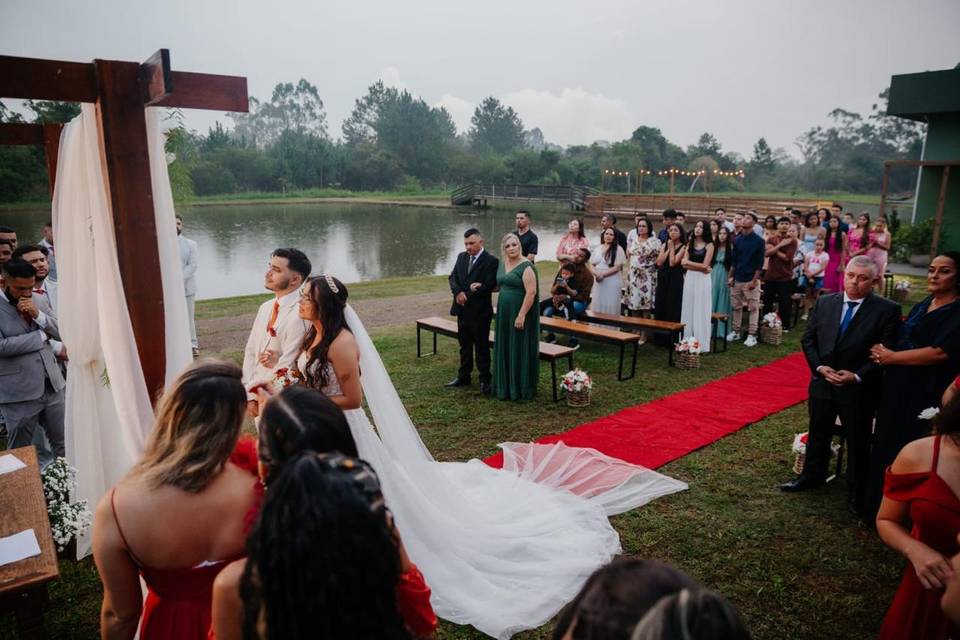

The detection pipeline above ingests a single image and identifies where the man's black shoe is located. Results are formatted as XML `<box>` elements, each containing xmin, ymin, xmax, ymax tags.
<box><xmin>780</xmin><ymin>476</ymin><xmax>825</xmax><ymax>492</ymax></box>
<box><xmin>480</xmin><ymin>382</ymin><xmax>492</xmax><ymax>395</ymax></box>
<box><xmin>445</xmin><ymin>377</ymin><xmax>471</xmax><ymax>387</ymax></box>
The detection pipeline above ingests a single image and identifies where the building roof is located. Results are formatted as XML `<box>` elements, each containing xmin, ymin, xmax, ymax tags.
<box><xmin>887</xmin><ymin>67</ymin><xmax>960</xmax><ymax>122</ymax></box>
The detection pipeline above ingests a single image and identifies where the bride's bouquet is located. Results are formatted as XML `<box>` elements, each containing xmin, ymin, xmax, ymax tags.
<box><xmin>271</xmin><ymin>367</ymin><xmax>303</xmax><ymax>392</ymax></box>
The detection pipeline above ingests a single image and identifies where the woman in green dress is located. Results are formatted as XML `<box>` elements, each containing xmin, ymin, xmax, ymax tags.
<box><xmin>711</xmin><ymin>223</ymin><xmax>733</xmax><ymax>337</ymax></box>
<box><xmin>493</xmin><ymin>233</ymin><xmax>540</xmax><ymax>401</ymax></box>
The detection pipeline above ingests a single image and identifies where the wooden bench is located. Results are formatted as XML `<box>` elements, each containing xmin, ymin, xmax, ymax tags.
<box><xmin>711</xmin><ymin>313</ymin><xmax>729</xmax><ymax>353</ymax></box>
<box><xmin>415</xmin><ymin>317</ymin><xmax>576</xmax><ymax>401</ymax></box>
<box><xmin>539</xmin><ymin>315</ymin><xmax>642</xmax><ymax>379</ymax></box>
<box><xmin>580</xmin><ymin>311</ymin><xmax>683</xmax><ymax>367</ymax></box>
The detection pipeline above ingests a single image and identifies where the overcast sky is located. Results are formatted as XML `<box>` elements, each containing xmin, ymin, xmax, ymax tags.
<box><xmin>3</xmin><ymin>0</ymin><xmax>958</xmax><ymax>158</ymax></box>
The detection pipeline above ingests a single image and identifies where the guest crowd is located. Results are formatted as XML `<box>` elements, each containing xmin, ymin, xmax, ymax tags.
<box><xmin>2</xmin><ymin>203</ymin><xmax>959</xmax><ymax>639</ymax></box>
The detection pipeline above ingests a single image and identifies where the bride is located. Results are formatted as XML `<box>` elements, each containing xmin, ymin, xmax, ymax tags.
<box><xmin>269</xmin><ymin>273</ymin><xmax>686</xmax><ymax>639</ymax></box>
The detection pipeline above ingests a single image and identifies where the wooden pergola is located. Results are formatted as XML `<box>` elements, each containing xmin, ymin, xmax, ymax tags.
<box><xmin>0</xmin><ymin>50</ymin><xmax>248</xmax><ymax>398</ymax></box>
<box><xmin>878</xmin><ymin>159</ymin><xmax>959</xmax><ymax>258</ymax></box>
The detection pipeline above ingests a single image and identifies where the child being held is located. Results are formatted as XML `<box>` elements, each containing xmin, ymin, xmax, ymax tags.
<box><xmin>799</xmin><ymin>237</ymin><xmax>830</xmax><ymax>320</ymax></box>
<box><xmin>548</xmin><ymin>263</ymin><xmax>579</xmax><ymax>320</ymax></box>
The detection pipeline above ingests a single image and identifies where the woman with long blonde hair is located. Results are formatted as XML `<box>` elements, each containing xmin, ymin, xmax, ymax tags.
<box><xmin>93</xmin><ymin>360</ymin><xmax>259</xmax><ymax>640</ymax></box>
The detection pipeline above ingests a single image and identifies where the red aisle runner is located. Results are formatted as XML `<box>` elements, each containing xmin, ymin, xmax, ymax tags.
<box><xmin>486</xmin><ymin>352</ymin><xmax>810</xmax><ymax>470</ymax></box>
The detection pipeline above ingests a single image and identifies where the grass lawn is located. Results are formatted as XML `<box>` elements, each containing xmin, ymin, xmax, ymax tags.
<box><xmin>3</xmin><ymin>281</ymin><xmax>930</xmax><ymax>640</ymax></box>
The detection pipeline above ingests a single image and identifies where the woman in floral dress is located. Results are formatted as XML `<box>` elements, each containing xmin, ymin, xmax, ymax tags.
<box><xmin>626</xmin><ymin>218</ymin><xmax>660</xmax><ymax>343</ymax></box>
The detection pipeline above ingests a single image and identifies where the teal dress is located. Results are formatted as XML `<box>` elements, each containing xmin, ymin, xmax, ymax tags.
<box><xmin>711</xmin><ymin>248</ymin><xmax>732</xmax><ymax>336</ymax></box>
<box><xmin>493</xmin><ymin>261</ymin><xmax>540</xmax><ymax>401</ymax></box>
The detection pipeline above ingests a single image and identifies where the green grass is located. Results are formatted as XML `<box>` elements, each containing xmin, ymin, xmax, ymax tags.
<box><xmin>4</xmin><ymin>286</ymin><xmax>915</xmax><ymax>639</ymax></box>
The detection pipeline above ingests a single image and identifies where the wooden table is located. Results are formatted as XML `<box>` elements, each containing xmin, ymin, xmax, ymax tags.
<box><xmin>0</xmin><ymin>447</ymin><xmax>59</xmax><ymax>639</ymax></box>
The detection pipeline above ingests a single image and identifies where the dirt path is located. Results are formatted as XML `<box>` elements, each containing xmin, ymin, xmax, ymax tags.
<box><xmin>197</xmin><ymin>277</ymin><xmax>559</xmax><ymax>354</ymax></box>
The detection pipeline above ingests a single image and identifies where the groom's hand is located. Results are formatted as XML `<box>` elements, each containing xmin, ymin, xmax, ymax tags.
<box><xmin>456</xmin><ymin>292</ymin><xmax>467</xmax><ymax>305</ymax></box>
<box><xmin>470</xmin><ymin>282</ymin><xmax>482</xmax><ymax>292</ymax></box>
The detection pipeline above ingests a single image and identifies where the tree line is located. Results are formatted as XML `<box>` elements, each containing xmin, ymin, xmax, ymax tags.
<box><xmin>0</xmin><ymin>81</ymin><xmax>924</xmax><ymax>202</ymax></box>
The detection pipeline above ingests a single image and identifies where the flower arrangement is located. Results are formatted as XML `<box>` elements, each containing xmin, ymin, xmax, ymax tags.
<box><xmin>791</xmin><ymin>432</ymin><xmax>839</xmax><ymax>474</ymax></box>
<box><xmin>271</xmin><ymin>367</ymin><xmax>303</xmax><ymax>392</ymax></box>
<box><xmin>560</xmin><ymin>368</ymin><xmax>593</xmax><ymax>393</ymax></box>
<box><xmin>894</xmin><ymin>280</ymin><xmax>911</xmax><ymax>292</ymax></box>
<box><xmin>41</xmin><ymin>458</ymin><xmax>92</xmax><ymax>553</ymax></box>
<box><xmin>674</xmin><ymin>337</ymin><xmax>702</xmax><ymax>354</ymax></box>
<box><xmin>762</xmin><ymin>312</ymin><xmax>782</xmax><ymax>328</ymax></box>
<box><xmin>918</xmin><ymin>407</ymin><xmax>940</xmax><ymax>420</ymax></box>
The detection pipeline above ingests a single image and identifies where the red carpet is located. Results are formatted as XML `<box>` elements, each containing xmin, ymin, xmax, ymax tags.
<box><xmin>486</xmin><ymin>352</ymin><xmax>810</xmax><ymax>470</ymax></box>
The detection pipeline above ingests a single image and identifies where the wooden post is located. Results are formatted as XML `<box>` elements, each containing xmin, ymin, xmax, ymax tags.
<box><xmin>41</xmin><ymin>124</ymin><xmax>63</xmax><ymax>195</ymax></box>
<box><xmin>878</xmin><ymin>162</ymin><xmax>890</xmax><ymax>223</ymax></box>
<box><xmin>931</xmin><ymin>165</ymin><xmax>951</xmax><ymax>258</ymax></box>
<box><xmin>669</xmin><ymin>171</ymin><xmax>675</xmax><ymax>194</ymax></box>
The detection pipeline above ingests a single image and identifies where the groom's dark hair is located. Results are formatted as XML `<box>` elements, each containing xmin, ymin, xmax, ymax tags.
<box><xmin>464</xmin><ymin>228</ymin><xmax>481</xmax><ymax>238</ymax></box>
<box><xmin>272</xmin><ymin>248</ymin><xmax>311</xmax><ymax>281</ymax></box>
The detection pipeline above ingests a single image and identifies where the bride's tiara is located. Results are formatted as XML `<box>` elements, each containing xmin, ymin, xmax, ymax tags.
<box><xmin>323</xmin><ymin>273</ymin><xmax>339</xmax><ymax>294</ymax></box>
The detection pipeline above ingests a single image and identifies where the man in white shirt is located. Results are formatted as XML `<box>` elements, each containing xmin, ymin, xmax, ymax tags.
<box><xmin>242</xmin><ymin>248</ymin><xmax>312</xmax><ymax>418</ymax></box>
<box><xmin>38</xmin><ymin>222</ymin><xmax>57</xmax><ymax>282</ymax></box>
<box><xmin>715</xmin><ymin>207</ymin><xmax>735</xmax><ymax>233</ymax></box>
<box><xmin>176</xmin><ymin>215</ymin><xmax>200</xmax><ymax>356</ymax></box>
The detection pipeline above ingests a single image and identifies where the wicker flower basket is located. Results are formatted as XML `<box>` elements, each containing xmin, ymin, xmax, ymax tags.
<box><xmin>792</xmin><ymin>452</ymin><xmax>806</xmax><ymax>475</ymax></box>
<box><xmin>760</xmin><ymin>325</ymin><xmax>783</xmax><ymax>345</ymax></box>
<box><xmin>676</xmin><ymin>352</ymin><xmax>701</xmax><ymax>369</ymax></box>
<box><xmin>566</xmin><ymin>388</ymin><xmax>592</xmax><ymax>407</ymax></box>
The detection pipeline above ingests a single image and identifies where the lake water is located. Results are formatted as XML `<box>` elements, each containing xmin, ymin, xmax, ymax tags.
<box><xmin>3</xmin><ymin>202</ymin><xmax>586</xmax><ymax>300</ymax></box>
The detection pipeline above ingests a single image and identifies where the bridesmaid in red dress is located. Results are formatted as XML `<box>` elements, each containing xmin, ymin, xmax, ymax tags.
<box><xmin>93</xmin><ymin>360</ymin><xmax>259</xmax><ymax>640</ymax></box>
<box><xmin>877</xmin><ymin>395</ymin><xmax>960</xmax><ymax>640</ymax></box>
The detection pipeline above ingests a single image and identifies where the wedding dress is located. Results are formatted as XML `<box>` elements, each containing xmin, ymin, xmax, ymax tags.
<box><xmin>297</xmin><ymin>306</ymin><xmax>687</xmax><ymax>639</ymax></box>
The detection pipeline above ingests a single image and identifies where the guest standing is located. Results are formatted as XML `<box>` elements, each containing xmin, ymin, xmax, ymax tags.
<box><xmin>847</xmin><ymin>213</ymin><xmax>871</xmax><ymax>258</ymax></box>
<box><xmin>876</xmin><ymin>396</ymin><xmax>960</xmax><ymax>640</ymax></box>
<box><xmin>799</xmin><ymin>238</ymin><xmax>830</xmax><ymax>321</ymax></box>
<box><xmin>515</xmin><ymin>209</ymin><xmax>538</xmax><ymax>262</ymax></box>
<box><xmin>680</xmin><ymin>221</ymin><xmax>715</xmax><ymax>352</ymax></box>
<box><xmin>241</xmin><ymin>248</ymin><xmax>311</xmax><ymax>418</ymax></box>
<box><xmin>626</xmin><ymin>218</ymin><xmax>661</xmax><ymax>330</ymax></box>
<box><xmin>711</xmin><ymin>226</ymin><xmax>733</xmax><ymax>336</ymax></box>
<box><xmin>0</xmin><ymin>240</ymin><xmax>11</xmax><ymax>264</ymax></box>
<box><xmin>493</xmin><ymin>233</ymin><xmax>539</xmax><ymax>401</ymax></box>
<box><xmin>726</xmin><ymin>213</ymin><xmax>765</xmax><ymax>347</ymax></box>
<box><xmin>93</xmin><ymin>360</ymin><xmax>258</xmax><ymax>640</ymax></box>
<box><xmin>867</xmin><ymin>216</ymin><xmax>891</xmax><ymax>282</ymax></box>
<box><xmin>626</xmin><ymin>212</ymin><xmax>650</xmax><ymax>246</ymax></box>
<box><xmin>867</xmin><ymin>252</ymin><xmax>960</xmax><ymax>517</ymax></box>
<box><xmin>555</xmin><ymin>219</ymin><xmax>590</xmax><ymax>265</ymax></box>
<box><xmin>762</xmin><ymin>217</ymin><xmax>798</xmax><ymax>330</ymax></box>
<box><xmin>447</xmin><ymin>228</ymin><xmax>499</xmax><ymax>394</ymax></box>
<box><xmin>601</xmin><ymin>213</ymin><xmax>628</xmax><ymax>253</ymax></box>
<box><xmin>591</xmin><ymin>227</ymin><xmax>627</xmax><ymax>315</ymax></box>
<box><xmin>654</xmin><ymin>223</ymin><xmax>686</xmax><ymax>342</ymax></box>
<box><xmin>39</xmin><ymin>221</ymin><xmax>56</xmax><ymax>282</ymax></box>
<box><xmin>0</xmin><ymin>226</ymin><xmax>17</xmax><ymax>251</ymax></box>
<box><xmin>657</xmin><ymin>210</ymin><xmax>682</xmax><ymax>244</ymax></box>
<box><xmin>176</xmin><ymin>215</ymin><xmax>199</xmax><ymax>357</ymax></box>
<box><xmin>783</xmin><ymin>257</ymin><xmax>901</xmax><ymax>516</ymax></box>
<box><xmin>822</xmin><ymin>216</ymin><xmax>847</xmax><ymax>293</ymax></box>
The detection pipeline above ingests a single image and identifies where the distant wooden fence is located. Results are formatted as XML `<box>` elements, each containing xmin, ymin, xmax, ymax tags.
<box><xmin>451</xmin><ymin>184</ymin><xmax>598</xmax><ymax>210</ymax></box>
<box><xmin>585</xmin><ymin>194</ymin><xmax>827</xmax><ymax>220</ymax></box>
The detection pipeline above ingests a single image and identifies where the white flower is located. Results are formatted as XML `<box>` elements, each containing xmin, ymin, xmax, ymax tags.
<box><xmin>918</xmin><ymin>407</ymin><xmax>941</xmax><ymax>420</ymax></box>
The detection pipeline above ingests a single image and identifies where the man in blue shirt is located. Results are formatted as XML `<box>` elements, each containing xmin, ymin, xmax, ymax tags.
<box><xmin>727</xmin><ymin>212</ymin><xmax>766</xmax><ymax>347</ymax></box>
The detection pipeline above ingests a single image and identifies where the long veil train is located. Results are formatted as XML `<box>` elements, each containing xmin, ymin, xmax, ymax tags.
<box><xmin>340</xmin><ymin>305</ymin><xmax>686</xmax><ymax>638</ymax></box>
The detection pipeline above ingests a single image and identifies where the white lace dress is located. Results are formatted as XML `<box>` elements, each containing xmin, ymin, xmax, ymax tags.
<box><xmin>296</xmin><ymin>315</ymin><xmax>686</xmax><ymax>639</ymax></box>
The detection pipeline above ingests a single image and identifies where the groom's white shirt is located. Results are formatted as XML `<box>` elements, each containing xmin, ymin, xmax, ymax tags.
<box><xmin>242</xmin><ymin>288</ymin><xmax>307</xmax><ymax>401</ymax></box>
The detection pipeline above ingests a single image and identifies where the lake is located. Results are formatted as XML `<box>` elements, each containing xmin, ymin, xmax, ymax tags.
<box><xmin>2</xmin><ymin>202</ymin><xmax>590</xmax><ymax>299</ymax></box>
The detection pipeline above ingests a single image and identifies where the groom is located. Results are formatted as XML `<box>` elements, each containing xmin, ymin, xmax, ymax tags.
<box><xmin>448</xmin><ymin>228</ymin><xmax>498</xmax><ymax>394</ymax></box>
<box><xmin>783</xmin><ymin>256</ymin><xmax>900</xmax><ymax>515</ymax></box>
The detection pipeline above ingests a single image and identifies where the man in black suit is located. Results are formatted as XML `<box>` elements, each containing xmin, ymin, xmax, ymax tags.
<box><xmin>783</xmin><ymin>256</ymin><xmax>901</xmax><ymax>515</ymax></box>
<box><xmin>447</xmin><ymin>228</ymin><xmax>499</xmax><ymax>394</ymax></box>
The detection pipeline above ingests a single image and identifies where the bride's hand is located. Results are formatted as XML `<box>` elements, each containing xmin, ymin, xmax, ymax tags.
<box><xmin>258</xmin><ymin>349</ymin><xmax>280</xmax><ymax>367</ymax></box>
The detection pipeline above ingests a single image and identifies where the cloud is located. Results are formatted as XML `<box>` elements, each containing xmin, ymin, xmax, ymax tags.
<box><xmin>435</xmin><ymin>93</ymin><xmax>475</xmax><ymax>135</ymax></box>
<box><xmin>501</xmin><ymin>88</ymin><xmax>636</xmax><ymax>147</ymax></box>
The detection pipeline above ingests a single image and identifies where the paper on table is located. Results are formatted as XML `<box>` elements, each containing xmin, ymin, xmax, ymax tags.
<box><xmin>0</xmin><ymin>454</ymin><xmax>26</xmax><ymax>475</ymax></box>
<box><xmin>0</xmin><ymin>529</ymin><xmax>42</xmax><ymax>567</ymax></box>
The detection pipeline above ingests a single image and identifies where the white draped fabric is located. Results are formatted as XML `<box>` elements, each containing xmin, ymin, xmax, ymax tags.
<box><xmin>54</xmin><ymin>105</ymin><xmax>193</xmax><ymax>558</ymax></box>
<box><xmin>341</xmin><ymin>305</ymin><xmax>687</xmax><ymax>639</ymax></box>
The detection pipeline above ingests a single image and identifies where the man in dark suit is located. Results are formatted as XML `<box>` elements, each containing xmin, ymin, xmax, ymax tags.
<box><xmin>448</xmin><ymin>228</ymin><xmax>499</xmax><ymax>394</ymax></box>
<box><xmin>783</xmin><ymin>255</ymin><xmax>901</xmax><ymax>515</ymax></box>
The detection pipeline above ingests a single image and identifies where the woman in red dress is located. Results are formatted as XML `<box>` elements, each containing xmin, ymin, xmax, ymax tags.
<box><xmin>877</xmin><ymin>394</ymin><xmax>960</xmax><ymax>639</ymax></box>
<box><xmin>211</xmin><ymin>386</ymin><xmax>437</xmax><ymax>639</ymax></box>
<box><xmin>93</xmin><ymin>360</ymin><xmax>259</xmax><ymax>640</ymax></box>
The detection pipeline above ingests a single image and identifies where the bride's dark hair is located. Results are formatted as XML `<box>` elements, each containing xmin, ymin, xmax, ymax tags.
<box><xmin>298</xmin><ymin>274</ymin><xmax>349</xmax><ymax>391</ymax></box>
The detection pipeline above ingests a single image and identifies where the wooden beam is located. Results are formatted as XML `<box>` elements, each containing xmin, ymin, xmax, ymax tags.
<box><xmin>0</xmin><ymin>122</ymin><xmax>44</xmax><ymax>145</ymax></box>
<box><xmin>878</xmin><ymin>163</ymin><xmax>890</xmax><ymax>223</ymax></box>
<box><xmin>93</xmin><ymin>59</ymin><xmax>166</xmax><ymax>400</ymax></box>
<box><xmin>155</xmin><ymin>71</ymin><xmax>249</xmax><ymax>112</ymax></box>
<box><xmin>884</xmin><ymin>159</ymin><xmax>960</xmax><ymax>168</ymax></box>
<box><xmin>41</xmin><ymin>124</ymin><xmax>63</xmax><ymax>195</ymax></box>
<box><xmin>931</xmin><ymin>165</ymin><xmax>951</xmax><ymax>258</ymax></box>
<box><xmin>139</xmin><ymin>49</ymin><xmax>173</xmax><ymax>106</ymax></box>
<box><xmin>0</xmin><ymin>55</ymin><xmax>97</xmax><ymax>102</ymax></box>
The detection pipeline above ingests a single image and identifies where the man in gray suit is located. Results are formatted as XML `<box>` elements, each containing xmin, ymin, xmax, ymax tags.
<box><xmin>0</xmin><ymin>258</ymin><xmax>66</xmax><ymax>461</ymax></box>
<box><xmin>176</xmin><ymin>215</ymin><xmax>199</xmax><ymax>357</ymax></box>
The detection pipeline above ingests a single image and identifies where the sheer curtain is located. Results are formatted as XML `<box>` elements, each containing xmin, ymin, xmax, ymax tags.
<box><xmin>54</xmin><ymin>105</ymin><xmax>193</xmax><ymax>558</ymax></box>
